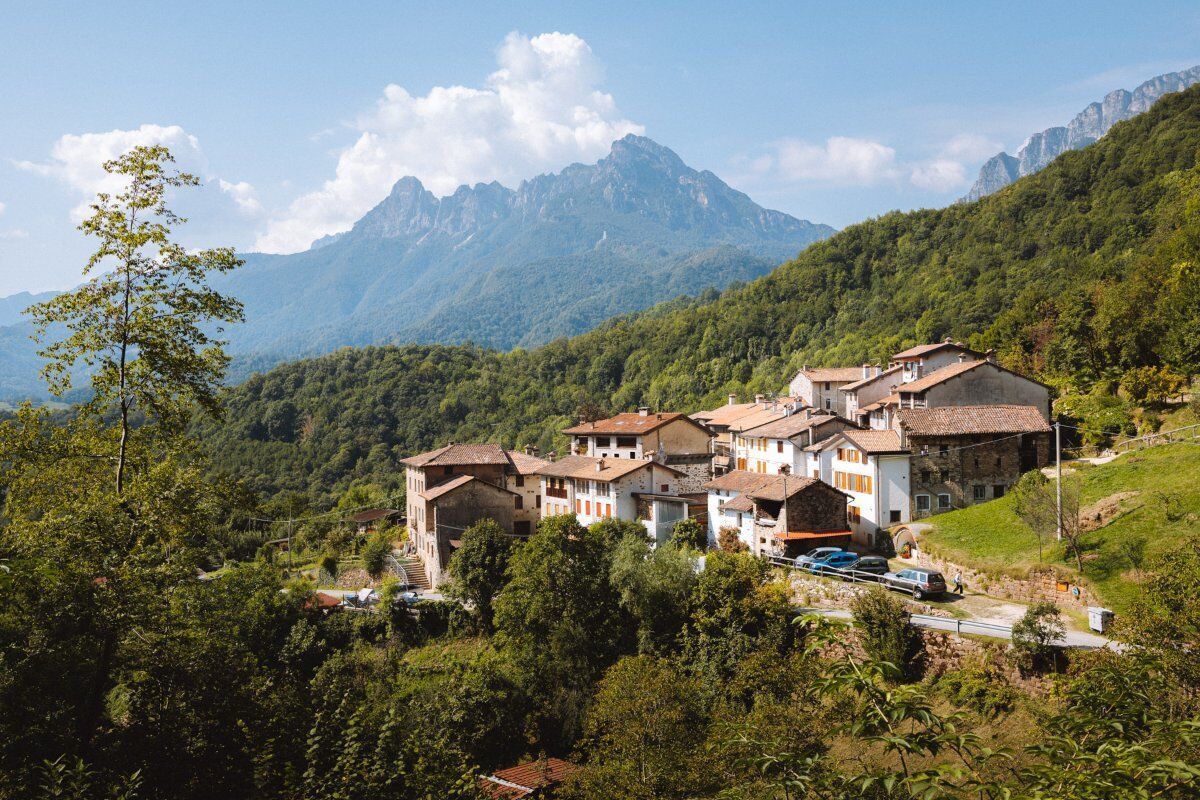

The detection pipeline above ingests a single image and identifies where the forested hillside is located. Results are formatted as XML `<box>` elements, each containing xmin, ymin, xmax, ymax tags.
<box><xmin>199</xmin><ymin>86</ymin><xmax>1200</xmax><ymax>502</ymax></box>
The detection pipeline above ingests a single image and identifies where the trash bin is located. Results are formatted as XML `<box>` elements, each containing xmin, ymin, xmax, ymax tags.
<box><xmin>1087</xmin><ymin>607</ymin><xmax>1114</xmax><ymax>634</ymax></box>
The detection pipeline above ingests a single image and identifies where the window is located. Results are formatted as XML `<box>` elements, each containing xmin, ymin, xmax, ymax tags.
<box><xmin>585</xmin><ymin>500</ymin><xmax>592</xmax><ymax>516</ymax></box>
<box><xmin>973</xmin><ymin>485</ymin><xmax>986</xmax><ymax>501</ymax></box>
<box><xmin>939</xmin><ymin>444</ymin><xmax>949</xmax><ymax>456</ymax></box>
<box><xmin>916</xmin><ymin>494</ymin><xmax>931</xmax><ymax>511</ymax></box>
<box><xmin>595</xmin><ymin>436</ymin><xmax>611</xmax><ymax>448</ymax></box>
<box><xmin>575</xmin><ymin>499</ymin><xmax>581</xmax><ymax>514</ymax></box>
<box><xmin>444</xmin><ymin>466</ymin><xmax>454</xmax><ymax>476</ymax></box>
<box><xmin>920</xmin><ymin>470</ymin><xmax>931</xmax><ymax>484</ymax></box>
<box><xmin>937</xmin><ymin>493</ymin><xmax>952</xmax><ymax>510</ymax></box>
<box><xmin>889</xmin><ymin>510</ymin><xmax>902</xmax><ymax>523</ymax></box>
<box><xmin>776</xmin><ymin>440</ymin><xmax>783</xmax><ymax>453</ymax></box>
<box><xmin>661</xmin><ymin>484</ymin><xmax>669</xmax><ymax>492</ymax></box>
<box><xmin>514</xmin><ymin>474</ymin><xmax>524</xmax><ymax>487</ymax></box>
<box><xmin>595</xmin><ymin>482</ymin><xmax>609</xmax><ymax>497</ymax></box>
<box><xmin>535</xmin><ymin>494</ymin><xmax>541</xmax><ymax>508</ymax></box>
<box><xmin>847</xmin><ymin>506</ymin><xmax>861</xmax><ymax>523</ymax></box>
<box><xmin>995</xmin><ymin>456</ymin><xmax>1002</xmax><ymax>468</ymax></box>
<box><xmin>514</xmin><ymin>495</ymin><xmax>523</xmax><ymax>509</ymax></box>
<box><xmin>939</xmin><ymin>469</ymin><xmax>950</xmax><ymax>483</ymax></box>
<box><xmin>993</xmin><ymin>484</ymin><xmax>1005</xmax><ymax>498</ymax></box>
<box><xmin>616</xmin><ymin>436</ymin><xmax>637</xmax><ymax>448</ymax></box>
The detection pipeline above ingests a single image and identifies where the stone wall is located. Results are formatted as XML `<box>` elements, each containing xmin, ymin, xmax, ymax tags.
<box><xmin>908</xmin><ymin>431</ymin><xmax>1050</xmax><ymax>517</ymax></box>
<box><xmin>913</xmin><ymin>549</ymin><xmax>1095</xmax><ymax>607</ymax></box>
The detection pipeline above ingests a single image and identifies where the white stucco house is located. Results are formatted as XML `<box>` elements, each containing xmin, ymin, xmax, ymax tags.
<box><xmin>805</xmin><ymin>428</ymin><xmax>911</xmax><ymax>548</ymax></box>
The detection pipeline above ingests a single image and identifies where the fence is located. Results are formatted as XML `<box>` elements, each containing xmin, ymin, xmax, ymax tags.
<box><xmin>1112</xmin><ymin>422</ymin><xmax>1200</xmax><ymax>454</ymax></box>
<box><xmin>766</xmin><ymin>554</ymin><xmax>891</xmax><ymax>588</ymax></box>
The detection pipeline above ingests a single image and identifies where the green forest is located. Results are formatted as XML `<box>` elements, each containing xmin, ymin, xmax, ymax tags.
<box><xmin>4</xmin><ymin>82</ymin><xmax>1200</xmax><ymax>800</ymax></box>
<box><xmin>197</xmin><ymin>85</ymin><xmax>1200</xmax><ymax>504</ymax></box>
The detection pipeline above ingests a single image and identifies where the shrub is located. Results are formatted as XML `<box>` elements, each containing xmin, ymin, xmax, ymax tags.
<box><xmin>851</xmin><ymin>586</ymin><xmax>921</xmax><ymax>679</ymax></box>
<box><xmin>934</xmin><ymin>659</ymin><xmax>1019</xmax><ymax>718</ymax></box>
<box><xmin>360</xmin><ymin>530</ymin><xmax>394</xmax><ymax>579</ymax></box>
<box><xmin>1011</xmin><ymin>602</ymin><xmax>1065</xmax><ymax>671</ymax></box>
<box><xmin>670</xmin><ymin>518</ymin><xmax>707</xmax><ymax>550</ymax></box>
<box><xmin>717</xmin><ymin>527</ymin><xmax>748</xmax><ymax>553</ymax></box>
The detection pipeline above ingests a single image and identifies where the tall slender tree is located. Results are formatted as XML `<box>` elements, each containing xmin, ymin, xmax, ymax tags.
<box><xmin>29</xmin><ymin>145</ymin><xmax>243</xmax><ymax>495</ymax></box>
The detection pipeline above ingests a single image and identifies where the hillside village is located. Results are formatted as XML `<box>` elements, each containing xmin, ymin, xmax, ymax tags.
<box><xmin>400</xmin><ymin>339</ymin><xmax>1054</xmax><ymax>589</ymax></box>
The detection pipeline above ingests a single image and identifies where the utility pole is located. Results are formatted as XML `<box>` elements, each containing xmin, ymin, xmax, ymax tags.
<box><xmin>1055</xmin><ymin>420</ymin><xmax>1063</xmax><ymax>542</ymax></box>
<box><xmin>287</xmin><ymin>518</ymin><xmax>294</xmax><ymax>572</ymax></box>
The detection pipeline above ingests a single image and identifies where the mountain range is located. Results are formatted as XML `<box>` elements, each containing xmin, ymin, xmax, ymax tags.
<box><xmin>0</xmin><ymin>136</ymin><xmax>832</xmax><ymax>400</ymax></box>
<box><xmin>962</xmin><ymin>65</ymin><xmax>1200</xmax><ymax>201</ymax></box>
<box><xmin>198</xmin><ymin>84</ymin><xmax>1200</xmax><ymax>500</ymax></box>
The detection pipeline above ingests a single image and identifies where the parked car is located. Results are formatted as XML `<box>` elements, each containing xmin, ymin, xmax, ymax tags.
<box><xmin>795</xmin><ymin>546</ymin><xmax>843</xmax><ymax>569</ymax></box>
<box><xmin>806</xmin><ymin>551</ymin><xmax>859</xmax><ymax>575</ymax></box>
<box><xmin>881</xmin><ymin>568</ymin><xmax>946</xmax><ymax>600</ymax></box>
<box><xmin>839</xmin><ymin>555</ymin><xmax>890</xmax><ymax>582</ymax></box>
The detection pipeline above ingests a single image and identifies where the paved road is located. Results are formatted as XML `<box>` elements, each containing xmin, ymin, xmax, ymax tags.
<box><xmin>796</xmin><ymin>607</ymin><xmax>1117</xmax><ymax>650</ymax></box>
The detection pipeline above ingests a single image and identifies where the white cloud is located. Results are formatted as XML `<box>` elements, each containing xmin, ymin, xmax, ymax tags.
<box><xmin>0</xmin><ymin>229</ymin><xmax>29</xmax><ymax>240</ymax></box>
<box><xmin>909</xmin><ymin>158</ymin><xmax>967</xmax><ymax>191</ymax></box>
<box><xmin>752</xmin><ymin>136</ymin><xmax>901</xmax><ymax>185</ymax></box>
<box><xmin>744</xmin><ymin>131</ymin><xmax>1003</xmax><ymax>195</ymax></box>
<box><xmin>254</xmin><ymin>31</ymin><xmax>644</xmax><ymax>253</ymax></box>
<box><xmin>15</xmin><ymin>124</ymin><xmax>205</xmax><ymax>221</ymax></box>
<box><xmin>218</xmin><ymin>179</ymin><xmax>263</xmax><ymax>214</ymax></box>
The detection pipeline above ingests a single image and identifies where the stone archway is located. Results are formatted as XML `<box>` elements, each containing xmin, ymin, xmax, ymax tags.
<box><xmin>891</xmin><ymin>523</ymin><xmax>930</xmax><ymax>560</ymax></box>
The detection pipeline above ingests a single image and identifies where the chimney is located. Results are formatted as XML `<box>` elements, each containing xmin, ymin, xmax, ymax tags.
<box><xmin>805</xmin><ymin>408</ymin><xmax>813</xmax><ymax>419</ymax></box>
<box><xmin>727</xmin><ymin>393</ymin><xmax>737</xmax><ymax>406</ymax></box>
<box><xmin>861</xmin><ymin>363</ymin><xmax>871</xmax><ymax>380</ymax></box>
<box><xmin>755</xmin><ymin>394</ymin><xmax>766</xmax><ymax>404</ymax></box>
<box><xmin>985</xmin><ymin>349</ymin><xmax>997</xmax><ymax>363</ymax></box>
<box><xmin>874</xmin><ymin>363</ymin><xmax>882</xmax><ymax>377</ymax></box>
<box><xmin>944</xmin><ymin>337</ymin><xmax>953</xmax><ymax>343</ymax></box>
<box><xmin>638</xmin><ymin>406</ymin><xmax>649</xmax><ymax>417</ymax></box>
<box><xmin>656</xmin><ymin>412</ymin><xmax>663</xmax><ymax>420</ymax></box>
<box><xmin>596</xmin><ymin>458</ymin><xmax>604</xmax><ymax>471</ymax></box>
<box><xmin>547</xmin><ymin>450</ymin><xmax>557</xmax><ymax>462</ymax></box>
<box><xmin>957</xmin><ymin>353</ymin><xmax>968</xmax><ymax>362</ymax></box>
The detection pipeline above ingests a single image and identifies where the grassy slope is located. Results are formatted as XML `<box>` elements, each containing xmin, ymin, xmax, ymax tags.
<box><xmin>921</xmin><ymin>442</ymin><xmax>1200</xmax><ymax>610</ymax></box>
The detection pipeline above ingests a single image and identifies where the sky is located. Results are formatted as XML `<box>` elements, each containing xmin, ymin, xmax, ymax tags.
<box><xmin>1</xmin><ymin>1</ymin><xmax>1199</xmax><ymax>296</ymax></box>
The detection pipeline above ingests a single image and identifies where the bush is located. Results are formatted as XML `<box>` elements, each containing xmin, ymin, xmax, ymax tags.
<box><xmin>1119</xmin><ymin>365</ymin><xmax>1188</xmax><ymax>406</ymax></box>
<box><xmin>934</xmin><ymin>659</ymin><xmax>1019</xmax><ymax>718</ymax></box>
<box><xmin>669</xmin><ymin>518</ymin><xmax>707</xmax><ymax>550</ymax></box>
<box><xmin>360</xmin><ymin>530</ymin><xmax>393</xmax><ymax>579</ymax></box>
<box><xmin>1011</xmin><ymin>602</ymin><xmax>1065</xmax><ymax>672</ymax></box>
<box><xmin>717</xmin><ymin>527</ymin><xmax>748</xmax><ymax>553</ymax></box>
<box><xmin>850</xmin><ymin>586</ymin><xmax>921</xmax><ymax>679</ymax></box>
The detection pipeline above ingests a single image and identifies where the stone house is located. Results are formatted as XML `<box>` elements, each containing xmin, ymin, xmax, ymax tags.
<box><xmin>734</xmin><ymin>410</ymin><xmax>855</xmax><ymax>475</ymax></box>
<box><xmin>891</xmin><ymin>340</ymin><xmax>984</xmax><ymax>384</ymax></box>
<box><xmin>691</xmin><ymin>394</ymin><xmax>794</xmax><ymax>476</ymax></box>
<box><xmin>704</xmin><ymin>471</ymin><xmax>851</xmax><ymax>557</ymax></box>
<box><xmin>401</xmin><ymin>443</ymin><xmax>549</xmax><ymax>587</ymax></box>
<box><xmin>895</xmin><ymin>405</ymin><xmax>1052</xmax><ymax>519</ymax></box>
<box><xmin>895</xmin><ymin>358</ymin><xmax>1052</xmax><ymax>421</ymax></box>
<box><xmin>536</xmin><ymin>454</ymin><xmax>690</xmax><ymax>545</ymax></box>
<box><xmin>563</xmin><ymin>408</ymin><xmax>714</xmax><ymax>491</ymax></box>
<box><xmin>788</xmin><ymin>366</ymin><xmax>866</xmax><ymax>416</ymax></box>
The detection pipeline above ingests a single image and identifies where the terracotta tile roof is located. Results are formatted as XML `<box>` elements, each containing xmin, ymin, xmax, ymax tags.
<box><xmin>740</xmin><ymin>413</ymin><xmax>848</xmax><ymax>439</ymax></box>
<box><xmin>858</xmin><ymin>393</ymin><xmax>900</xmax><ymax>413</ymax></box>
<box><xmin>839</xmin><ymin>429</ymin><xmax>907</xmax><ymax>454</ymax></box>
<box><xmin>747</xmin><ymin>475</ymin><xmax>826</xmax><ymax>502</ymax></box>
<box><xmin>720</xmin><ymin>494</ymin><xmax>756</xmax><ymax>512</ymax></box>
<box><xmin>418</xmin><ymin>474</ymin><xmax>517</xmax><ymax>502</ymax></box>
<box><xmin>795</xmin><ymin>367</ymin><xmax>866</xmax><ymax>383</ymax></box>
<box><xmin>892</xmin><ymin>341</ymin><xmax>981</xmax><ymax>360</ymax></box>
<box><xmin>895</xmin><ymin>359</ymin><xmax>986</xmax><ymax>393</ymax></box>
<box><xmin>896</xmin><ymin>405</ymin><xmax>1051</xmax><ymax>437</ymax></box>
<box><xmin>692</xmin><ymin>402</ymin><xmax>772</xmax><ymax>426</ymax></box>
<box><xmin>563</xmin><ymin>411</ymin><xmax>704</xmax><ymax>436</ymax></box>
<box><xmin>508</xmin><ymin>451</ymin><xmax>551</xmax><ymax>475</ymax></box>
<box><xmin>401</xmin><ymin>443</ymin><xmax>511</xmax><ymax>467</ymax></box>
<box><xmin>536</xmin><ymin>454</ymin><xmax>681</xmax><ymax>482</ymax></box>
<box><xmin>480</xmin><ymin>758</ymin><xmax>578</xmax><ymax>799</ymax></box>
<box><xmin>350</xmin><ymin>508</ymin><xmax>401</xmax><ymax>524</ymax></box>
<box><xmin>703</xmin><ymin>469</ymin><xmax>780</xmax><ymax>494</ymax></box>
<box><xmin>727</xmin><ymin>407</ymin><xmax>788</xmax><ymax>434</ymax></box>
<box><xmin>841</xmin><ymin>364</ymin><xmax>902</xmax><ymax>392</ymax></box>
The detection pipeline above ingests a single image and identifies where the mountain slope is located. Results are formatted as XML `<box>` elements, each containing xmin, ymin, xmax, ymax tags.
<box><xmin>962</xmin><ymin>65</ymin><xmax>1200</xmax><ymax>201</ymax></box>
<box><xmin>215</xmin><ymin>135</ymin><xmax>833</xmax><ymax>357</ymax></box>
<box><xmin>199</xmin><ymin>85</ymin><xmax>1200</xmax><ymax>501</ymax></box>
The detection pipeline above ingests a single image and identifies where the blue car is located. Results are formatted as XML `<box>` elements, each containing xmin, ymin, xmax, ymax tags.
<box><xmin>806</xmin><ymin>551</ymin><xmax>860</xmax><ymax>575</ymax></box>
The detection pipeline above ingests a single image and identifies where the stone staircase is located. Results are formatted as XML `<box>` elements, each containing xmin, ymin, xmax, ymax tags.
<box><xmin>392</xmin><ymin>553</ymin><xmax>432</xmax><ymax>592</ymax></box>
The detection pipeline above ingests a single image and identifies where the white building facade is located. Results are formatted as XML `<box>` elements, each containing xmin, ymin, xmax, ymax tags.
<box><xmin>806</xmin><ymin>429</ymin><xmax>911</xmax><ymax>547</ymax></box>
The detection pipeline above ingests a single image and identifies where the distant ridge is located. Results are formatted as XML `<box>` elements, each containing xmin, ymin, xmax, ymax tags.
<box><xmin>961</xmin><ymin>65</ymin><xmax>1200</xmax><ymax>202</ymax></box>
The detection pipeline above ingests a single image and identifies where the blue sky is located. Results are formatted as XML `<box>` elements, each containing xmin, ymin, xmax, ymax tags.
<box><xmin>2</xmin><ymin>1</ymin><xmax>1199</xmax><ymax>295</ymax></box>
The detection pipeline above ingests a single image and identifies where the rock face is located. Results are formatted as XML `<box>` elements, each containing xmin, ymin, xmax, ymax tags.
<box><xmin>208</xmin><ymin>135</ymin><xmax>834</xmax><ymax>365</ymax></box>
<box><xmin>962</xmin><ymin>65</ymin><xmax>1200</xmax><ymax>202</ymax></box>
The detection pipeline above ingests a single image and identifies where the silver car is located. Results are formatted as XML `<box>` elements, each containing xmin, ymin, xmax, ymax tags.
<box><xmin>881</xmin><ymin>568</ymin><xmax>947</xmax><ymax>600</ymax></box>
